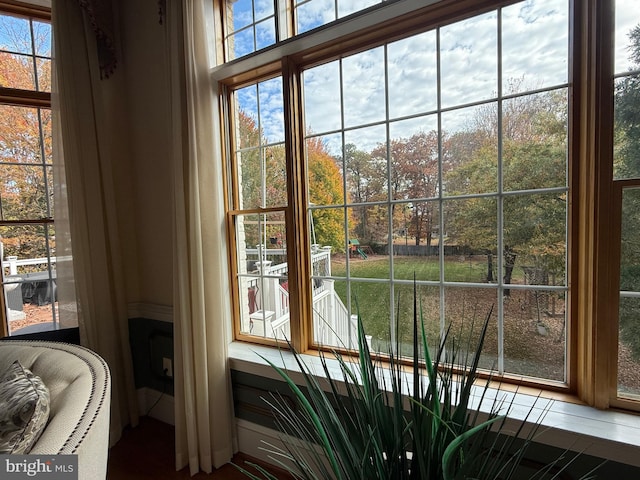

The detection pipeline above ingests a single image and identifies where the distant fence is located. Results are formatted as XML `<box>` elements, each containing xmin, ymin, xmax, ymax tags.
<box><xmin>385</xmin><ymin>244</ymin><xmax>470</xmax><ymax>256</ymax></box>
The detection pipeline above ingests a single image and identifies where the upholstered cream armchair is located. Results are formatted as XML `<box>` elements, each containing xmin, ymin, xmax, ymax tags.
<box><xmin>0</xmin><ymin>340</ymin><xmax>111</xmax><ymax>480</ymax></box>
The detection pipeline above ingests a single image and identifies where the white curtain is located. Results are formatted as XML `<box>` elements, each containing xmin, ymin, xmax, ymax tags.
<box><xmin>168</xmin><ymin>0</ymin><xmax>236</xmax><ymax>474</ymax></box>
<box><xmin>52</xmin><ymin>0</ymin><xmax>139</xmax><ymax>444</ymax></box>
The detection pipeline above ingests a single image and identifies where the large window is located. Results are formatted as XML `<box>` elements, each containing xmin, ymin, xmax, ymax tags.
<box><xmin>0</xmin><ymin>4</ymin><xmax>62</xmax><ymax>336</ymax></box>
<box><xmin>220</xmin><ymin>0</ymin><xmax>640</xmax><ymax>409</ymax></box>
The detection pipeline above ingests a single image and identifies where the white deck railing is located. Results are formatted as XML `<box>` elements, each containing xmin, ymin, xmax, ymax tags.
<box><xmin>3</xmin><ymin>256</ymin><xmax>56</xmax><ymax>277</ymax></box>
<box><xmin>243</xmin><ymin>247</ymin><xmax>358</xmax><ymax>347</ymax></box>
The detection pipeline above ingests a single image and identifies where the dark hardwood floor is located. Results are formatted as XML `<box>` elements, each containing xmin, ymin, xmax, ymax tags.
<box><xmin>107</xmin><ymin>416</ymin><xmax>290</xmax><ymax>479</ymax></box>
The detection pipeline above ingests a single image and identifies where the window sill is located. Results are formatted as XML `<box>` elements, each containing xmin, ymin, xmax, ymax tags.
<box><xmin>228</xmin><ymin>341</ymin><xmax>640</xmax><ymax>467</ymax></box>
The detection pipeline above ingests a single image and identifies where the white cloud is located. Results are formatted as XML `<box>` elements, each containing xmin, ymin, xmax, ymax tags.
<box><xmin>502</xmin><ymin>0</ymin><xmax>568</xmax><ymax>92</ymax></box>
<box><xmin>256</xmin><ymin>19</ymin><xmax>276</xmax><ymax>50</ymax></box>
<box><xmin>342</xmin><ymin>47</ymin><xmax>386</xmax><ymax>128</ymax></box>
<box><xmin>440</xmin><ymin>11</ymin><xmax>498</xmax><ymax>109</ymax></box>
<box><xmin>303</xmin><ymin>62</ymin><xmax>342</xmax><ymax>134</ymax></box>
<box><xmin>387</xmin><ymin>31</ymin><xmax>438</xmax><ymax>120</ymax></box>
<box><xmin>258</xmin><ymin>77</ymin><xmax>285</xmax><ymax>143</ymax></box>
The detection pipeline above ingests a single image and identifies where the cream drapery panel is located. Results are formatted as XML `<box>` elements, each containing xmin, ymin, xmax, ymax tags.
<box><xmin>168</xmin><ymin>0</ymin><xmax>236</xmax><ymax>474</ymax></box>
<box><xmin>52</xmin><ymin>0</ymin><xmax>139</xmax><ymax>444</ymax></box>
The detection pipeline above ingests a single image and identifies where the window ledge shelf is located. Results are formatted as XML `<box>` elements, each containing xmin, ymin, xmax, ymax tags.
<box><xmin>228</xmin><ymin>341</ymin><xmax>640</xmax><ymax>468</ymax></box>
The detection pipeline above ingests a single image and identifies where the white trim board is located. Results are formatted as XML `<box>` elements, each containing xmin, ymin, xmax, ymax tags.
<box><xmin>137</xmin><ymin>387</ymin><xmax>175</xmax><ymax>426</ymax></box>
<box><xmin>229</xmin><ymin>341</ymin><xmax>640</xmax><ymax>468</ymax></box>
<box><xmin>128</xmin><ymin>302</ymin><xmax>173</xmax><ymax>323</ymax></box>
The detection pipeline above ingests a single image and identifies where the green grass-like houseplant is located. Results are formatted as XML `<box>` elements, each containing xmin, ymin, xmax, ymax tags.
<box><xmin>237</xmin><ymin>284</ymin><xmax>597</xmax><ymax>480</ymax></box>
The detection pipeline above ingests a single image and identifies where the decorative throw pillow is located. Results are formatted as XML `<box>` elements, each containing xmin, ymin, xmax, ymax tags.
<box><xmin>0</xmin><ymin>360</ymin><xmax>50</xmax><ymax>454</ymax></box>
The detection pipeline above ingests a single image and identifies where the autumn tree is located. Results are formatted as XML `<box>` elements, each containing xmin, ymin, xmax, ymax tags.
<box><xmin>445</xmin><ymin>84</ymin><xmax>567</xmax><ymax>289</ymax></box>
<box><xmin>344</xmin><ymin>143</ymin><xmax>384</xmax><ymax>243</ymax></box>
<box><xmin>237</xmin><ymin>113</ymin><xmax>346</xmax><ymax>250</ymax></box>
<box><xmin>0</xmin><ymin>17</ymin><xmax>53</xmax><ymax>263</ymax></box>
<box><xmin>307</xmin><ymin>136</ymin><xmax>347</xmax><ymax>251</ymax></box>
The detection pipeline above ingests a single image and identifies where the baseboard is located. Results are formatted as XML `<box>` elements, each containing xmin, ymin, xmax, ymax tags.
<box><xmin>235</xmin><ymin>418</ymin><xmax>325</xmax><ymax>475</ymax></box>
<box><xmin>235</xmin><ymin>419</ymin><xmax>288</xmax><ymax>466</ymax></box>
<box><xmin>137</xmin><ymin>387</ymin><xmax>175</xmax><ymax>425</ymax></box>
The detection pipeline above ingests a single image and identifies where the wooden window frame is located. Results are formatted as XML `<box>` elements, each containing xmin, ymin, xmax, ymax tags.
<box><xmin>219</xmin><ymin>0</ymin><xmax>638</xmax><ymax>410</ymax></box>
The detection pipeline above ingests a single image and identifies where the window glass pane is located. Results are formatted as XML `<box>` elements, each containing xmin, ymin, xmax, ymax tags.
<box><xmin>255</xmin><ymin>19</ymin><xmax>276</xmax><ymax>51</ymax></box>
<box><xmin>258</xmin><ymin>77</ymin><xmax>284</xmax><ymax>144</ymax></box>
<box><xmin>236</xmin><ymin>212</ymin><xmax>289</xmax><ymax>339</ymax></box>
<box><xmin>444</xmin><ymin>197</ymin><xmax>497</xmax><ymax>283</ymax></box>
<box><xmin>0</xmin><ymin>52</ymin><xmax>35</xmax><ymax>89</ymax></box>
<box><xmin>503</xmin><ymin>192</ymin><xmax>567</xmax><ymax>289</ymax></box>
<box><xmin>349</xmin><ymin>280</ymin><xmax>392</xmax><ymax>351</ymax></box>
<box><xmin>392</xmin><ymin>201</ymin><xmax>440</xmax><ymax>282</ymax></box>
<box><xmin>344</xmin><ymin>124</ymin><xmax>387</xmax><ymax>185</ymax></box>
<box><xmin>229</xmin><ymin>0</ymin><xmax>253</xmax><ymax>32</ymax></box>
<box><xmin>309</xmin><ymin>207</ymin><xmax>345</xmax><ymax>252</ymax></box>
<box><xmin>303</xmin><ymin>62</ymin><xmax>342</xmax><ymax>135</ymax></box>
<box><xmin>0</xmin><ymin>165</ymin><xmax>49</xmax><ymax>220</ymax></box>
<box><xmin>444</xmin><ymin>286</ymin><xmax>498</xmax><ymax>371</ymax></box>
<box><xmin>615</xmin><ymin>0</ymin><xmax>640</xmax><ymax>75</ymax></box>
<box><xmin>388</xmin><ymin>31</ymin><xmax>438</xmax><ymax>119</ymax></box>
<box><xmin>236</xmin><ymin>86</ymin><xmax>260</xmax><ymax>148</ymax></box>
<box><xmin>337</xmin><ymin>0</ymin><xmax>379</xmax><ymax>18</ymax></box>
<box><xmin>342</xmin><ymin>47</ymin><xmax>386</xmax><ymax>128</ymax></box>
<box><xmin>502</xmin><ymin>0</ymin><xmax>568</xmax><ymax>94</ymax></box>
<box><xmin>440</xmin><ymin>12</ymin><xmax>497</xmax><ymax>109</ymax></box>
<box><xmin>1</xmin><ymin>224</ymin><xmax>56</xmax><ymax>335</ymax></box>
<box><xmin>234</xmin><ymin>79</ymin><xmax>286</xmax><ymax>209</ymax></box>
<box><xmin>0</xmin><ymin>15</ymin><xmax>50</xmax><ymax>92</ymax></box>
<box><xmin>307</xmin><ymin>138</ymin><xmax>345</xmax><ymax>208</ymax></box>
<box><xmin>228</xmin><ymin>28</ymin><xmax>255</xmax><ymax>59</ymax></box>
<box><xmin>346</xmin><ymin>205</ymin><xmax>388</xmax><ymax>253</ymax></box>
<box><xmin>296</xmin><ymin>0</ymin><xmax>335</xmax><ymax>35</ymax></box>
<box><xmin>36</xmin><ymin>57</ymin><xmax>51</xmax><ymax>92</ymax></box>
<box><xmin>614</xmin><ymin>74</ymin><xmax>640</xmax><ymax>180</ymax></box>
<box><xmin>0</xmin><ymin>14</ymin><xmax>31</xmax><ymax>54</ymax></box>
<box><xmin>225</xmin><ymin>0</ymin><xmax>276</xmax><ymax>59</ymax></box>
<box><xmin>0</xmin><ymin>105</ymin><xmax>55</xmax><ymax>221</ymax></box>
<box><xmin>255</xmin><ymin>0</ymin><xmax>275</xmax><ymax>22</ymax></box>
<box><xmin>0</xmin><ymin>105</ymin><xmax>46</xmax><ymax>164</ymax></box>
<box><xmin>388</xmin><ymin>126</ymin><xmax>440</xmax><ymax>202</ymax></box>
<box><xmin>443</xmin><ymin>104</ymin><xmax>498</xmax><ymax>196</ymax></box>
<box><xmin>504</xmin><ymin>288</ymin><xmax>565</xmax><ymax>381</ymax></box>
<box><xmin>32</xmin><ymin>21</ymin><xmax>50</xmax><ymax>57</ymax></box>
<box><xmin>614</xmin><ymin>1</ymin><xmax>640</xmax><ymax>180</ymax></box>
<box><xmin>502</xmin><ymin>90</ymin><xmax>568</xmax><ymax>192</ymax></box>
<box><xmin>618</xmin><ymin>187</ymin><xmax>640</xmax><ymax>398</ymax></box>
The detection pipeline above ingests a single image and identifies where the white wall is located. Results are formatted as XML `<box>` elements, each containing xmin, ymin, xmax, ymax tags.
<box><xmin>119</xmin><ymin>0</ymin><xmax>174</xmax><ymax>310</ymax></box>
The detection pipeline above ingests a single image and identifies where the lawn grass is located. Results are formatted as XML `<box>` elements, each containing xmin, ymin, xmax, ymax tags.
<box><xmin>329</xmin><ymin>255</ymin><xmax>499</xmax><ymax>349</ymax></box>
<box><xmin>319</xmin><ymin>254</ymin><xmax>566</xmax><ymax>380</ymax></box>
